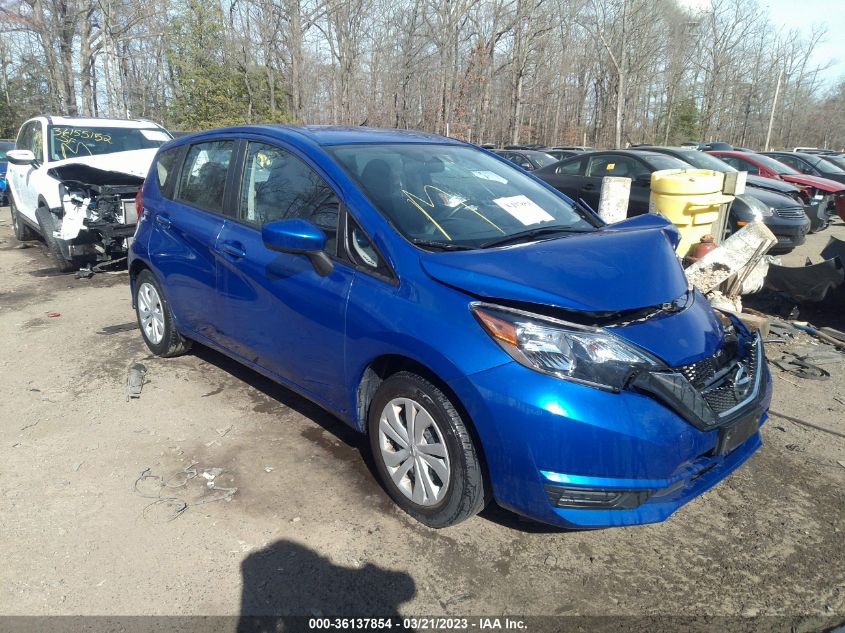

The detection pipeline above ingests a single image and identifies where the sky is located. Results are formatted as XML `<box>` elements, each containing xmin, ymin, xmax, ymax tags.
<box><xmin>677</xmin><ymin>0</ymin><xmax>845</xmax><ymax>87</ymax></box>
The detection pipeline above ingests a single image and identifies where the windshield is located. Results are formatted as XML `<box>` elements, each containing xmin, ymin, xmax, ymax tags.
<box><xmin>820</xmin><ymin>154</ymin><xmax>845</xmax><ymax>171</ymax></box>
<box><xmin>47</xmin><ymin>125</ymin><xmax>172</xmax><ymax>161</ymax></box>
<box><xmin>647</xmin><ymin>155</ymin><xmax>690</xmax><ymax>171</ymax></box>
<box><xmin>674</xmin><ymin>150</ymin><xmax>737</xmax><ymax>172</ymax></box>
<box><xmin>530</xmin><ymin>152</ymin><xmax>557</xmax><ymax>168</ymax></box>
<box><xmin>330</xmin><ymin>144</ymin><xmax>596</xmax><ymax>248</ymax></box>
<box><xmin>750</xmin><ymin>153</ymin><xmax>800</xmax><ymax>175</ymax></box>
<box><xmin>807</xmin><ymin>155</ymin><xmax>845</xmax><ymax>174</ymax></box>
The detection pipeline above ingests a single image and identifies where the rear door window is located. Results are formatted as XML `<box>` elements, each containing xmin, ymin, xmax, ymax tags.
<box><xmin>154</xmin><ymin>146</ymin><xmax>184</xmax><ymax>198</ymax></box>
<box><xmin>556</xmin><ymin>157</ymin><xmax>585</xmax><ymax>175</ymax></box>
<box><xmin>176</xmin><ymin>141</ymin><xmax>234</xmax><ymax>214</ymax></box>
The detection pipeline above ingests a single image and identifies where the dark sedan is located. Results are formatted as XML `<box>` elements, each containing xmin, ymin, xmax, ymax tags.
<box><xmin>761</xmin><ymin>151</ymin><xmax>845</xmax><ymax>185</ymax></box>
<box><xmin>0</xmin><ymin>139</ymin><xmax>14</xmax><ymax>205</ymax></box>
<box><xmin>633</xmin><ymin>146</ymin><xmax>810</xmax><ymax>252</ymax></box>
<box><xmin>493</xmin><ymin>149</ymin><xmax>558</xmax><ymax>171</ymax></box>
<box><xmin>533</xmin><ymin>150</ymin><xmax>689</xmax><ymax>215</ymax></box>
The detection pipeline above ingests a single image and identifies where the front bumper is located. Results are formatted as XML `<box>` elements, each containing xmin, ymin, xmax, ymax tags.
<box><xmin>448</xmin><ymin>335</ymin><xmax>771</xmax><ymax>529</ymax></box>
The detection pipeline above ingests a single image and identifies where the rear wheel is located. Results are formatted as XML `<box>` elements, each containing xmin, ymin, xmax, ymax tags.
<box><xmin>35</xmin><ymin>205</ymin><xmax>76</xmax><ymax>272</ymax></box>
<box><xmin>10</xmin><ymin>194</ymin><xmax>38</xmax><ymax>241</ymax></box>
<box><xmin>368</xmin><ymin>371</ymin><xmax>486</xmax><ymax>528</ymax></box>
<box><xmin>135</xmin><ymin>269</ymin><xmax>192</xmax><ymax>357</ymax></box>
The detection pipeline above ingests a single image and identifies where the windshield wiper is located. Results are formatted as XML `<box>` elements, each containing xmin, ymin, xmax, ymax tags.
<box><xmin>411</xmin><ymin>239</ymin><xmax>476</xmax><ymax>251</ymax></box>
<box><xmin>480</xmin><ymin>226</ymin><xmax>591</xmax><ymax>249</ymax></box>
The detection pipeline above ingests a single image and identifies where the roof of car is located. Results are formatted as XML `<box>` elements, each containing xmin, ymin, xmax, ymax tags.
<box><xmin>219</xmin><ymin>124</ymin><xmax>461</xmax><ymax>146</ymax></box>
<box><xmin>34</xmin><ymin>115</ymin><xmax>165</xmax><ymax>129</ymax></box>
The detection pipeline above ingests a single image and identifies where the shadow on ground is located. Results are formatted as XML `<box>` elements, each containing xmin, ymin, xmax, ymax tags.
<box><xmin>236</xmin><ymin>539</ymin><xmax>415</xmax><ymax>631</ymax></box>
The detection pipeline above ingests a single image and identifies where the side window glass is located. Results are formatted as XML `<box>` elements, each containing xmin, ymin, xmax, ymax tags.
<box><xmin>240</xmin><ymin>142</ymin><xmax>340</xmax><ymax>255</ymax></box>
<box><xmin>346</xmin><ymin>216</ymin><xmax>392</xmax><ymax>280</ymax></box>
<box><xmin>736</xmin><ymin>159</ymin><xmax>759</xmax><ymax>175</ymax></box>
<box><xmin>155</xmin><ymin>147</ymin><xmax>182</xmax><ymax>198</ymax></box>
<box><xmin>176</xmin><ymin>140</ymin><xmax>233</xmax><ymax>213</ymax></box>
<box><xmin>16</xmin><ymin>122</ymin><xmax>32</xmax><ymax>152</ymax></box>
<box><xmin>31</xmin><ymin>124</ymin><xmax>43</xmax><ymax>162</ymax></box>
<box><xmin>556</xmin><ymin>158</ymin><xmax>583</xmax><ymax>175</ymax></box>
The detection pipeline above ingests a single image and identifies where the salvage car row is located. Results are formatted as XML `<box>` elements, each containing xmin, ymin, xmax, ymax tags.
<box><xmin>7</xmin><ymin>116</ymin><xmax>772</xmax><ymax>531</ymax></box>
<box><xmin>495</xmin><ymin>144</ymin><xmax>845</xmax><ymax>252</ymax></box>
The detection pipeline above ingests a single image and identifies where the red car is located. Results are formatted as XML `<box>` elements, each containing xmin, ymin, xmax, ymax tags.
<box><xmin>709</xmin><ymin>150</ymin><xmax>845</xmax><ymax>222</ymax></box>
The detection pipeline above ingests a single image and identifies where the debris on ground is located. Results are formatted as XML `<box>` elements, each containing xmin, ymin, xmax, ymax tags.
<box><xmin>770</xmin><ymin>352</ymin><xmax>831</xmax><ymax>380</ymax></box>
<box><xmin>126</xmin><ymin>363</ymin><xmax>147</xmax><ymax>401</ymax></box>
<box><xmin>45</xmin><ymin>311</ymin><xmax>61</xmax><ymax>318</ymax></box>
<box><xmin>75</xmin><ymin>266</ymin><xmax>94</xmax><ymax>279</ymax></box>
<box><xmin>764</xmin><ymin>257</ymin><xmax>844</xmax><ymax>302</ymax></box>
<box><xmin>134</xmin><ymin>463</ymin><xmax>238</xmax><ymax>522</ymax></box>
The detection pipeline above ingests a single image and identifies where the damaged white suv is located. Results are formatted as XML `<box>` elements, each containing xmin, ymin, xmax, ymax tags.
<box><xmin>6</xmin><ymin>116</ymin><xmax>172</xmax><ymax>271</ymax></box>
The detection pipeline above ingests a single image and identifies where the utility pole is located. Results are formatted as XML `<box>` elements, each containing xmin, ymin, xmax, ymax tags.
<box><xmin>765</xmin><ymin>68</ymin><xmax>783</xmax><ymax>152</ymax></box>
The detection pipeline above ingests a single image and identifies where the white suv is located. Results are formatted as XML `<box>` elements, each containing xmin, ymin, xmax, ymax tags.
<box><xmin>7</xmin><ymin>116</ymin><xmax>171</xmax><ymax>271</ymax></box>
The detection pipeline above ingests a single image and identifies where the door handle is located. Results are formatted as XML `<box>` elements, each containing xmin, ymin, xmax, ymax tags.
<box><xmin>219</xmin><ymin>241</ymin><xmax>246</xmax><ymax>258</ymax></box>
<box><xmin>155</xmin><ymin>215</ymin><xmax>172</xmax><ymax>228</ymax></box>
<box><xmin>583</xmin><ymin>183</ymin><xmax>596</xmax><ymax>191</ymax></box>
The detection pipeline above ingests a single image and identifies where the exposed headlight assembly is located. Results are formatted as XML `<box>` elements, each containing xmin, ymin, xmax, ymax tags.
<box><xmin>471</xmin><ymin>303</ymin><xmax>661</xmax><ymax>392</ymax></box>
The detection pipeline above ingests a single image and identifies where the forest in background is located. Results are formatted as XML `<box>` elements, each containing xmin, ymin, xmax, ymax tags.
<box><xmin>0</xmin><ymin>0</ymin><xmax>843</xmax><ymax>150</ymax></box>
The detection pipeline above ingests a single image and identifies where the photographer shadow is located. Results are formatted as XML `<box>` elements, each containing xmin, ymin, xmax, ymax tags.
<box><xmin>237</xmin><ymin>539</ymin><xmax>416</xmax><ymax>632</ymax></box>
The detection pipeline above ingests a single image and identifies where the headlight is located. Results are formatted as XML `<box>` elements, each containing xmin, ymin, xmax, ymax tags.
<box><xmin>471</xmin><ymin>304</ymin><xmax>661</xmax><ymax>392</ymax></box>
<box><xmin>743</xmin><ymin>195</ymin><xmax>773</xmax><ymax>220</ymax></box>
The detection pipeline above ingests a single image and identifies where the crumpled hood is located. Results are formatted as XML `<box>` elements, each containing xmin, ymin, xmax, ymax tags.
<box><xmin>47</xmin><ymin>148</ymin><xmax>157</xmax><ymax>179</ymax></box>
<box><xmin>419</xmin><ymin>216</ymin><xmax>688</xmax><ymax>313</ymax></box>
<box><xmin>780</xmin><ymin>173</ymin><xmax>845</xmax><ymax>193</ymax></box>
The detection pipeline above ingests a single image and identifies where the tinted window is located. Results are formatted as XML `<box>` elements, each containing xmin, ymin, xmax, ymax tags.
<box><xmin>154</xmin><ymin>146</ymin><xmax>183</xmax><ymax>197</ymax></box>
<box><xmin>774</xmin><ymin>154</ymin><xmax>804</xmax><ymax>171</ymax></box>
<box><xmin>330</xmin><ymin>144</ymin><xmax>594</xmax><ymax>248</ymax></box>
<box><xmin>746</xmin><ymin>153</ymin><xmax>799</xmax><ymax>175</ymax></box>
<box><xmin>176</xmin><ymin>140</ymin><xmax>234</xmax><ymax>214</ymax></box>
<box><xmin>530</xmin><ymin>152</ymin><xmax>556</xmax><ymax>168</ymax></box>
<box><xmin>671</xmin><ymin>150</ymin><xmax>737</xmax><ymax>172</ymax></box>
<box><xmin>586</xmin><ymin>155</ymin><xmax>648</xmax><ymax>178</ymax></box>
<box><xmin>721</xmin><ymin>156</ymin><xmax>759</xmax><ymax>175</ymax></box>
<box><xmin>555</xmin><ymin>158</ymin><xmax>584</xmax><ymax>175</ymax></box>
<box><xmin>47</xmin><ymin>126</ymin><xmax>171</xmax><ymax>161</ymax></box>
<box><xmin>239</xmin><ymin>142</ymin><xmax>340</xmax><ymax>253</ymax></box>
<box><xmin>647</xmin><ymin>155</ymin><xmax>689</xmax><ymax>171</ymax></box>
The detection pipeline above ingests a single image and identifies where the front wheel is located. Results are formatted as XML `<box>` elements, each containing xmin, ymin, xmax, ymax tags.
<box><xmin>368</xmin><ymin>371</ymin><xmax>486</xmax><ymax>528</ymax></box>
<box><xmin>35</xmin><ymin>205</ymin><xmax>76</xmax><ymax>272</ymax></box>
<box><xmin>134</xmin><ymin>269</ymin><xmax>192</xmax><ymax>357</ymax></box>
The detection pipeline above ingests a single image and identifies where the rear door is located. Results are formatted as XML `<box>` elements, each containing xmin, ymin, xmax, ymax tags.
<box><xmin>146</xmin><ymin>139</ymin><xmax>235</xmax><ymax>341</ymax></box>
<box><xmin>537</xmin><ymin>156</ymin><xmax>586</xmax><ymax>201</ymax></box>
<box><xmin>214</xmin><ymin>139</ymin><xmax>354</xmax><ymax>409</ymax></box>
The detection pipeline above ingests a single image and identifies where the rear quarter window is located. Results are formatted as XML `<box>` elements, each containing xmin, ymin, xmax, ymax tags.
<box><xmin>154</xmin><ymin>146</ymin><xmax>183</xmax><ymax>198</ymax></box>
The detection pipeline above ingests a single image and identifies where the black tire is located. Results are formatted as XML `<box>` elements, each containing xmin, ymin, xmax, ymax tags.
<box><xmin>35</xmin><ymin>205</ymin><xmax>76</xmax><ymax>272</ymax></box>
<box><xmin>368</xmin><ymin>371</ymin><xmax>486</xmax><ymax>528</ymax></box>
<box><xmin>9</xmin><ymin>193</ymin><xmax>38</xmax><ymax>241</ymax></box>
<box><xmin>134</xmin><ymin>269</ymin><xmax>192</xmax><ymax>357</ymax></box>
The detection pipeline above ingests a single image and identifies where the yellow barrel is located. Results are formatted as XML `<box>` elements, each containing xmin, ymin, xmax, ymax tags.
<box><xmin>649</xmin><ymin>169</ymin><xmax>734</xmax><ymax>255</ymax></box>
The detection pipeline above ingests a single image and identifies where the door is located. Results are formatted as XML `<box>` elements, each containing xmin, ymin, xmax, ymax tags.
<box><xmin>540</xmin><ymin>156</ymin><xmax>585</xmax><ymax>201</ymax></box>
<box><xmin>147</xmin><ymin>139</ymin><xmax>235</xmax><ymax>341</ymax></box>
<box><xmin>215</xmin><ymin>140</ymin><xmax>354</xmax><ymax>409</ymax></box>
<box><xmin>9</xmin><ymin>121</ymin><xmax>43</xmax><ymax>219</ymax></box>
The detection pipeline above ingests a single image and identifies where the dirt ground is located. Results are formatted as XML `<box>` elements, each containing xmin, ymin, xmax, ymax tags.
<box><xmin>1</xmin><ymin>208</ymin><xmax>844</xmax><ymax>629</ymax></box>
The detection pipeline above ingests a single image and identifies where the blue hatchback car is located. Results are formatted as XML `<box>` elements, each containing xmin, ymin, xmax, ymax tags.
<box><xmin>128</xmin><ymin>125</ymin><xmax>771</xmax><ymax>529</ymax></box>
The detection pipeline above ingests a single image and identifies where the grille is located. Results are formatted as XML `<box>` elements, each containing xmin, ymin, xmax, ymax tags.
<box><xmin>677</xmin><ymin>338</ymin><xmax>737</xmax><ymax>390</ymax></box>
<box><xmin>774</xmin><ymin>206</ymin><xmax>807</xmax><ymax>219</ymax></box>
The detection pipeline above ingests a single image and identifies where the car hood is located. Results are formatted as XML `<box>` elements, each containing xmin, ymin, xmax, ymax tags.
<box><xmin>743</xmin><ymin>187</ymin><xmax>802</xmax><ymax>208</ymax></box>
<box><xmin>419</xmin><ymin>215</ymin><xmax>688</xmax><ymax>313</ymax></box>
<box><xmin>46</xmin><ymin>148</ymin><xmax>157</xmax><ymax>179</ymax></box>
<box><xmin>780</xmin><ymin>173</ymin><xmax>845</xmax><ymax>193</ymax></box>
<box><xmin>746</xmin><ymin>174</ymin><xmax>799</xmax><ymax>194</ymax></box>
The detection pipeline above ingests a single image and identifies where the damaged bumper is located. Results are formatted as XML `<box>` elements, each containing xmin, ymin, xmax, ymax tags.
<box><xmin>447</xmin><ymin>317</ymin><xmax>771</xmax><ymax>529</ymax></box>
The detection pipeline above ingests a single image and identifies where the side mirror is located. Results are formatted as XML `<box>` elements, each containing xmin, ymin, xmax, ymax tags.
<box><xmin>6</xmin><ymin>149</ymin><xmax>36</xmax><ymax>166</ymax></box>
<box><xmin>262</xmin><ymin>218</ymin><xmax>333</xmax><ymax>276</ymax></box>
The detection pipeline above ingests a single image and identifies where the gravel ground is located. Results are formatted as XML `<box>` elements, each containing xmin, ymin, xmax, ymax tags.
<box><xmin>0</xmin><ymin>208</ymin><xmax>843</xmax><ymax>630</ymax></box>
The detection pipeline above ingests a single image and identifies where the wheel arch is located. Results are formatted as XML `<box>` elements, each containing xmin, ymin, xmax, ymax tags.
<box><xmin>355</xmin><ymin>353</ymin><xmax>491</xmax><ymax>493</ymax></box>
